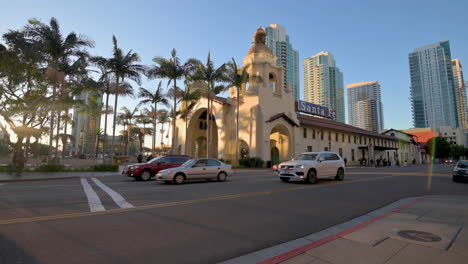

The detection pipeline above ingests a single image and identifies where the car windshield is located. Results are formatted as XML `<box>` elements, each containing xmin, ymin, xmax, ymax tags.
<box><xmin>457</xmin><ymin>161</ymin><xmax>468</xmax><ymax>168</ymax></box>
<box><xmin>293</xmin><ymin>153</ymin><xmax>318</xmax><ymax>160</ymax></box>
<box><xmin>181</xmin><ymin>159</ymin><xmax>197</xmax><ymax>168</ymax></box>
<box><xmin>147</xmin><ymin>157</ymin><xmax>163</xmax><ymax>164</ymax></box>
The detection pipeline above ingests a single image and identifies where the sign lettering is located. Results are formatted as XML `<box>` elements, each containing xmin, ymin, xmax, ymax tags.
<box><xmin>296</xmin><ymin>100</ymin><xmax>337</xmax><ymax>120</ymax></box>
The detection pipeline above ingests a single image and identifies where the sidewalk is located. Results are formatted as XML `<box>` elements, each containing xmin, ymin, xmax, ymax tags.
<box><xmin>0</xmin><ymin>171</ymin><xmax>120</xmax><ymax>183</ymax></box>
<box><xmin>222</xmin><ymin>195</ymin><xmax>468</xmax><ymax>264</ymax></box>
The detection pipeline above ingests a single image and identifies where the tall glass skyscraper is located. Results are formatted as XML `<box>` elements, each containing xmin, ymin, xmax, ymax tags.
<box><xmin>452</xmin><ymin>59</ymin><xmax>467</xmax><ymax>129</ymax></box>
<box><xmin>409</xmin><ymin>41</ymin><xmax>458</xmax><ymax>128</ymax></box>
<box><xmin>265</xmin><ymin>24</ymin><xmax>300</xmax><ymax>101</ymax></box>
<box><xmin>347</xmin><ymin>81</ymin><xmax>384</xmax><ymax>133</ymax></box>
<box><xmin>303</xmin><ymin>52</ymin><xmax>345</xmax><ymax>123</ymax></box>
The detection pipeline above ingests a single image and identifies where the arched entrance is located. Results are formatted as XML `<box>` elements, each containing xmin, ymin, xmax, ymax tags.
<box><xmin>186</xmin><ymin>108</ymin><xmax>219</xmax><ymax>158</ymax></box>
<box><xmin>270</xmin><ymin>124</ymin><xmax>290</xmax><ymax>165</ymax></box>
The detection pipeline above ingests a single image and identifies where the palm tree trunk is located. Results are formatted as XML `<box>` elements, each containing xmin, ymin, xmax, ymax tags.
<box><xmin>47</xmin><ymin>84</ymin><xmax>57</xmax><ymax>163</ymax></box>
<box><xmin>62</xmin><ymin>114</ymin><xmax>68</xmax><ymax>156</ymax></box>
<box><xmin>236</xmin><ymin>88</ymin><xmax>240</xmax><ymax>164</ymax></box>
<box><xmin>171</xmin><ymin>79</ymin><xmax>177</xmax><ymax>154</ymax></box>
<box><xmin>55</xmin><ymin>110</ymin><xmax>61</xmax><ymax>157</ymax></box>
<box><xmin>206</xmin><ymin>95</ymin><xmax>210</xmax><ymax>158</ymax></box>
<box><xmin>127</xmin><ymin>121</ymin><xmax>131</xmax><ymax>155</ymax></box>
<box><xmin>111</xmin><ymin>76</ymin><xmax>119</xmax><ymax>155</ymax></box>
<box><xmin>184</xmin><ymin>114</ymin><xmax>188</xmax><ymax>155</ymax></box>
<box><xmin>152</xmin><ymin>102</ymin><xmax>157</xmax><ymax>155</ymax></box>
<box><xmin>103</xmin><ymin>85</ymin><xmax>110</xmax><ymax>154</ymax></box>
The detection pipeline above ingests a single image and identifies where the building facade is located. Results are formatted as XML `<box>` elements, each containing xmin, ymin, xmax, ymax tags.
<box><xmin>71</xmin><ymin>91</ymin><xmax>102</xmax><ymax>155</ymax></box>
<box><xmin>303</xmin><ymin>52</ymin><xmax>345</xmax><ymax>123</ymax></box>
<box><xmin>409</xmin><ymin>41</ymin><xmax>458</xmax><ymax>128</ymax></box>
<box><xmin>382</xmin><ymin>129</ymin><xmax>420</xmax><ymax>165</ymax></box>
<box><xmin>347</xmin><ymin>81</ymin><xmax>384</xmax><ymax>133</ymax></box>
<box><xmin>265</xmin><ymin>24</ymin><xmax>300</xmax><ymax>101</ymax></box>
<box><xmin>452</xmin><ymin>59</ymin><xmax>467</xmax><ymax>129</ymax></box>
<box><xmin>174</xmin><ymin>27</ymin><xmax>398</xmax><ymax>166</ymax></box>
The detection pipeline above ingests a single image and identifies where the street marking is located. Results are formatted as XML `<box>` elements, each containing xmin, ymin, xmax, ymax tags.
<box><xmin>91</xmin><ymin>178</ymin><xmax>134</xmax><ymax>209</ymax></box>
<box><xmin>80</xmin><ymin>178</ymin><xmax>105</xmax><ymax>212</ymax></box>
<box><xmin>0</xmin><ymin>175</ymin><xmax>397</xmax><ymax>225</ymax></box>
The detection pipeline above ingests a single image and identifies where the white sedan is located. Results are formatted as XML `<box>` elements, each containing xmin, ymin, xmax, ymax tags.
<box><xmin>156</xmin><ymin>158</ymin><xmax>233</xmax><ymax>184</ymax></box>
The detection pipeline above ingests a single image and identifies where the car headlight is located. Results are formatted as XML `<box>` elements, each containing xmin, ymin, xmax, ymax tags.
<box><xmin>295</xmin><ymin>165</ymin><xmax>304</xmax><ymax>169</ymax></box>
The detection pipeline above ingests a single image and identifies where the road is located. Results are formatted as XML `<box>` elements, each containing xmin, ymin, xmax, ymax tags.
<box><xmin>0</xmin><ymin>164</ymin><xmax>466</xmax><ymax>264</ymax></box>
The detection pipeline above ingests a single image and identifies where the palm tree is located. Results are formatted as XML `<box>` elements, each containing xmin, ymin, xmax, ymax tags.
<box><xmin>92</xmin><ymin>56</ymin><xmax>113</xmax><ymax>154</ymax></box>
<box><xmin>180</xmin><ymin>76</ymin><xmax>201</xmax><ymax>153</ymax></box>
<box><xmin>138</xmin><ymin>80</ymin><xmax>169</xmax><ymax>155</ymax></box>
<box><xmin>25</xmin><ymin>17</ymin><xmax>94</xmax><ymax>162</ymax></box>
<box><xmin>226</xmin><ymin>58</ymin><xmax>262</xmax><ymax>164</ymax></box>
<box><xmin>106</xmin><ymin>35</ymin><xmax>145</xmax><ymax>156</ymax></box>
<box><xmin>192</xmin><ymin>53</ymin><xmax>228</xmax><ymax>158</ymax></box>
<box><xmin>148</xmin><ymin>49</ymin><xmax>199</xmax><ymax>154</ymax></box>
<box><xmin>118</xmin><ymin>106</ymin><xmax>139</xmax><ymax>155</ymax></box>
<box><xmin>157</xmin><ymin>110</ymin><xmax>170</xmax><ymax>154</ymax></box>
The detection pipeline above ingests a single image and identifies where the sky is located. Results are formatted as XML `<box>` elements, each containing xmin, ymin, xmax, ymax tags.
<box><xmin>1</xmin><ymin>0</ymin><xmax>468</xmax><ymax>135</ymax></box>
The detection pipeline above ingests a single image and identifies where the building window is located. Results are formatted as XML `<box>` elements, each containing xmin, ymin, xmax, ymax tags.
<box><xmin>364</xmin><ymin>137</ymin><xmax>367</xmax><ymax>144</ymax></box>
<box><xmin>352</xmin><ymin>149</ymin><xmax>355</xmax><ymax>161</ymax></box>
<box><xmin>303</xmin><ymin>128</ymin><xmax>307</xmax><ymax>138</ymax></box>
<box><xmin>324</xmin><ymin>147</ymin><xmax>329</xmax><ymax>151</ymax></box>
<box><xmin>307</xmin><ymin>146</ymin><xmax>312</xmax><ymax>152</ymax></box>
<box><xmin>342</xmin><ymin>134</ymin><xmax>345</xmax><ymax>142</ymax></box>
<box><xmin>321</xmin><ymin>130</ymin><xmax>324</xmax><ymax>140</ymax></box>
<box><xmin>339</xmin><ymin>148</ymin><xmax>343</xmax><ymax>158</ymax></box>
<box><xmin>312</xmin><ymin>129</ymin><xmax>316</xmax><ymax>139</ymax></box>
<box><xmin>354</xmin><ymin>136</ymin><xmax>356</xmax><ymax>144</ymax></box>
<box><xmin>359</xmin><ymin>136</ymin><xmax>362</xmax><ymax>144</ymax></box>
<box><xmin>348</xmin><ymin>135</ymin><xmax>351</xmax><ymax>143</ymax></box>
<box><xmin>328</xmin><ymin>131</ymin><xmax>331</xmax><ymax>141</ymax></box>
<box><xmin>335</xmin><ymin>132</ymin><xmax>338</xmax><ymax>141</ymax></box>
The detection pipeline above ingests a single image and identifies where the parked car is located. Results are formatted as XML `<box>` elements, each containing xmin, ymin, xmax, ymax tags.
<box><xmin>156</xmin><ymin>158</ymin><xmax>233</xmax><ymax>184</ymax></box>
<box><xmin>277</xmin><ymin>152</ymin><xmax>345</xmax><ymax>184</ymax></box>
<box><xmin>453</xmin><ymin>160</ymin><xmax>468</xmax><ymax>182</ymax></box>
<box><xmin>122</xmin><ymin>155</ymin><xmax>190</xmax><ymax>181</ymax></box>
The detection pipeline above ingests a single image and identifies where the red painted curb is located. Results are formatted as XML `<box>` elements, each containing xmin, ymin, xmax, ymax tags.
<box><xmin>257</xmin><ymin>196</ymin><xmax>427</xmax><ymax>264</ymax></box>
<box><xmin>0</xmin><ymin>176</ymin><xmax>81</xmax><ymax>183</ymax></box>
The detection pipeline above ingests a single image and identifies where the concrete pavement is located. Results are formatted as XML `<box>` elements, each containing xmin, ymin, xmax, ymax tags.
<box><xmin>225</xmin><ymin>195</ymin><xmax>468</xmax><ymax>264</ymax></box>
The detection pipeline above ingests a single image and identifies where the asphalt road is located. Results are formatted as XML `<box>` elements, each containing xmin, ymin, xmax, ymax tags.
<box><xmin>0</xmin><ymin>164</ymin><xmax>466</xmax><ymax>264</ymax></box>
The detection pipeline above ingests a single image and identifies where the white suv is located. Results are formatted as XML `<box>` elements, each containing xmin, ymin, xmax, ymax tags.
<box><xmin>277</xmin><ymin>152</ymin><xmax>345</xmax><ymax>184</ymax></box>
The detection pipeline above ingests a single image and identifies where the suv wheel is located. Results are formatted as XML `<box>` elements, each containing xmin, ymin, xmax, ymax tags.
<box><xmin>173</xmin><ymin>174</ymin><xmax>185</xmax><ymax>184</ymax></box>
<box><xmin>335</xmin><ymin>168</ymin><xmax>344</xmax><ymax>181</ymax></box>
<box><xmin>217</xmin><ymin>172</ymin><xmax>227</xmax><ymax>182</ymax></box>
<box><xmin>140</xmin><ymin>170</ymin><xmax>152</xmax><ymax>181</ymax></box>
<box><xmin>306</xmin><ymin>169</ymin><xmax>318</xmax><ymax>184</ymax></box>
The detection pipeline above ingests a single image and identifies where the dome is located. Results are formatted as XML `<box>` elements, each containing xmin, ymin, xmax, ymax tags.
<box><xmin>247</xmin><ymin>27</ymin><xmax>272</xmax><ymax>55</ymax></box>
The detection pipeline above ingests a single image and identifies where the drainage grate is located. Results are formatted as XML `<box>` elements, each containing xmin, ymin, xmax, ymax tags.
<box><xmin>397</xmin><ymin>230</ymin><xmax>442</xmax><ymax>242</ymax></box>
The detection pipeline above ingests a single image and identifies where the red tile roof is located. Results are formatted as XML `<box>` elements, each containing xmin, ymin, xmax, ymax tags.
<box><xmin>407</xmin><ymin>131</ymin><xmax>437</xmax><ymax>143</ymax></box>
<box><xmin>297</xmin><ymin>113</ymin><xmax>397</xmax><ymax>140</ymax></box>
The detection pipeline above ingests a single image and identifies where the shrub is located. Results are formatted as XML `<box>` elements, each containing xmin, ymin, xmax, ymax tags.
<box><xmin>35</xmin><ymin>164</ymin><xmax>65</xmax><ymax>172</ymax></box>
<box><xmin>239</xmin><ymin>157</ymin><xmax>264</xmax><ymax>168</ymax></box>
<box><xmin>93</xmin><ymin>164</ymin><xmax>119</xmax><ymax>172</ymax></box>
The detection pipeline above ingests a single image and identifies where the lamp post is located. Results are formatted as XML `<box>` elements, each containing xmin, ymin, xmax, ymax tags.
<box><xmin>328</xmin><ymin>141</ymin><xmax>331</xmax><ymax>151</ymax></box>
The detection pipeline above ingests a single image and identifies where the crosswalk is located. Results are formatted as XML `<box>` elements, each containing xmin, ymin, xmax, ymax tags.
<box><xmin>80</xmin><ymin>177</ymin><xmax>134</xmax><ymax>212</ymax></box>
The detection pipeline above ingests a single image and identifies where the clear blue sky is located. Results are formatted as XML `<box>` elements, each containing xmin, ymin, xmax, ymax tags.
<box><xmin>1</xmin><ymin>0</ymin><xmax>467</xmax><ymax>130</ymax></box>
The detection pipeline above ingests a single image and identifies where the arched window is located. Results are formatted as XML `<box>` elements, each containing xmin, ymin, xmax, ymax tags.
<box><xmin>269</xmin><ymin>73</ymin><xmax>276</xmax><ymax>92</ymax></box>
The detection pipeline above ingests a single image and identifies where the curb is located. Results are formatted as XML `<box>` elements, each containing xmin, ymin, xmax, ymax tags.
<box><xmin>0</xmin><ymin>173</ymin><xmax>120</xmax><ymax>183</ymax></box>
<box><xmin>220</xmin><ymin>196</ymin><xmax>427</xmax><ymax>264</ymax></box>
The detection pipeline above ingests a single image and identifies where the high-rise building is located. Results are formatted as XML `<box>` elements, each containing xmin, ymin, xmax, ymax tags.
<box><xmin>409</xmin><ymin>40</ymin><xmax>458</xmax><ymax>128</ymax></box>
<box><xmin>265</xmin><ymin>24</ymin><xmax>300</xmax><ymax>101</ymax></box>
<box><xmin>452</xmin><ymin>59</ymin><xmax>467</xmax><ymax>129</ymax></box>
<box><xmin>303</xmin><ymin>51</ymin><xmax>345</xmax><ymax>122</ymax></box>
<box><xmin>347</xmin><ymin>81</ymin><xmax>384</xmax><ymax>133</ymax></box>
<box><xmin>71</xmin><ymin>91</ymin><xmax>102</xmax><ymax>154</ymax></box>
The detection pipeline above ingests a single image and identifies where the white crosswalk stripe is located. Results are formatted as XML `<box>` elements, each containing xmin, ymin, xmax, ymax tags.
<box><xmin>91</xmin><ymin>178</ymin><xmax>134</xmax><ymax>209</ymax></box>
<box><xmin>80</xmin><ymin>178</ymin><xmax>105</xmax><ymax>212</ymax></box>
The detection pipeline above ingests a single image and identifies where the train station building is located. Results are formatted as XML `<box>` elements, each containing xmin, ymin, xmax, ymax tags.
<box><xmin>175</xmin><ymin>27</ymin><xmax>399</xmax><ymax>166</ymax></box>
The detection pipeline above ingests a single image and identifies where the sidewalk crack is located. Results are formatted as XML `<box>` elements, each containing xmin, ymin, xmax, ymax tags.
<box><xmin>446</xmin><ymin>226</ymin><xmax>463</xmax><ymax>250</ymax></box>
<box><xmin>383</xmin><ymin>243</ymin><xmax>409</xmax><ymax>263</ymax></box>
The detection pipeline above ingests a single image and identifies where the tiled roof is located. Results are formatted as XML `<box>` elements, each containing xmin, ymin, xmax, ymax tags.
<box><xmin>297</xmin><ymin>113</ymin><xmax>397</xmax><ymax>140</ymax></box>
<box><xmin>406</xmin><ymin>131</ymin><xmax>437</xmax><ymax>143</ymax></box>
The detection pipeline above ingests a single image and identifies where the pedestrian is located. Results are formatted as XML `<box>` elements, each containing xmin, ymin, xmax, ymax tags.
<box><xmin>344</xmin><ymin>158</ymin><xmax>347</xmax><ymax>166</ymax></box>
<box><xmin>137</xmin><ymin>153</ymin><xmax>143</xmax><ymax>163</ymax></box>
<box><xmin>376</xmin><ymin>158</ymin><xmax>381</xmax><ymax>167</ymax></box>
<box><xmin>370</xmin><ymin>159</ymin><xmax>374</xmax><ymax>167</ymax></box>
<box><xmin>383</xmin><ymin>159</ymin><xmax>387</xmax><ymax>167</ymax></box>
<box><xmin>147</xmin><ymin>154</ymin><xmax>154</xmax><ymax>162</ymax></box>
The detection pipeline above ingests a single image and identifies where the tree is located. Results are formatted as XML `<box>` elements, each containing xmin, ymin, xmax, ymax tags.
<box><xmin>226</xmin><ymin>58</ymin><xmax>261</xmax><ymax>164</ymax></box>
<box><xmin>148</xmin><ymin>49</ymin><xmax>198</xmax><ymax>154</ymax></box>
<box><xmin>157</xmin><ymin>110</ymin><xmax>170</xmax><ymax>154</ymax></box>
<box><xmin>449</xmin><ymin>144</ymin><xmax>466</xmax><ymax>160</ymax></box>
<box><xmin>25</xmin><ymin>17</ymin><xmax>94</xmax><ymax>162</ymax></box>
<box><xmin>106</xmin><ymin>35</ymin><xmax>145</xmax><ymax>156</ymax></box>
<box><xmin>138</xmin><ymin>80</ymin><xmax>169</xmax><ymax>155</ymax></box>
<box><xmin>92</xmin><ymin>56</ymin><xmax>112</xmax><ymax>154</ymax></box>
<box><xmin>117</xmin><ymin>106</ymin><xmax>139</xmax><ymax>155</ymax></box>
<box><xmin>425</xmin><ymin>137</ymin><xmax>451</xmax><ymax>162</ymax></box>
<box><xmin>192</xmin><ymin>53</ymin><xmax>228</xmax><ymax>158</ymax></box>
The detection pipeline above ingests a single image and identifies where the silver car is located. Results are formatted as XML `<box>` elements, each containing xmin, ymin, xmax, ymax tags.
<box><xmin>156</xmin><ymin>158</ymin><xmax>233</xmax><ymax>184</ymax></box>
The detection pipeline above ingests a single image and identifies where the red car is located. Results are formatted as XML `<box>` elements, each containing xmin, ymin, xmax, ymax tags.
<box><xmin>122</xmin><ymin>155</ymin><xmax>190</xmax><ymax>181</ymax></box>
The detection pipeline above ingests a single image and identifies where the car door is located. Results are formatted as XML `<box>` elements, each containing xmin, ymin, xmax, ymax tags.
<box><xmin>187</xmin><ymin>159</ymin><xmax>208</xmax><ymax>180</ymax></box>
<box><xmin>315</xmin><ymin>153</ymin><xmax>328</xmax><ymax>178</ymax></box>
<box><xmin>321</xmin><ymin>153</ymin><xmax>335</xmax><ymax>177</ymax></box>
<box><xmin>206</xmin><ymin>159</ymin><xmax>222</xmax><ymax>179</ymax></box>
<box><xmin>328</xmin><ymin>153</ymin><xmax>341</xmax><ymax>176</ymax></box>
<box><xmin>152</xmin><ymin>157</ymin><xmax>170</xmax><ymax>173</ymax></box>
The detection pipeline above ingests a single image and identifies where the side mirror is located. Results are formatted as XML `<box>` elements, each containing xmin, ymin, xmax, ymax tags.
<box><xmin>318</xmin><ymin>157</ymin><xmax>325</xmax><ymax>162</ymax></box>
